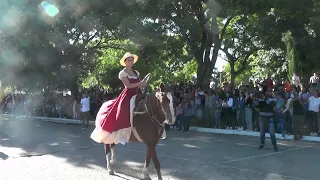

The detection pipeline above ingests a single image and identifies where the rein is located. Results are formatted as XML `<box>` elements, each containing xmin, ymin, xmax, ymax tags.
<box><xmin>135</xmin><ymin>93</ymin><xmax>165</xmax><ymax>136</ymax></box>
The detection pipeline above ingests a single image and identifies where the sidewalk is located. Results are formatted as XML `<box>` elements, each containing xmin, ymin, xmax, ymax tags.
<box><xmin>3</xmin><ymin>114</ymin><xmax>320</xmax><ymax>142</ymax></box>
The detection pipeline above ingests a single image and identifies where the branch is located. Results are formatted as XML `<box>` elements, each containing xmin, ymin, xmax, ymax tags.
<box><xmin>219</xmin><ymin>16</ymin><xmax>234</xmax><ymax>42</ymax></box>
<box><xmin>88</xmin><ymin>43</ymin><xmax>126</xmax><ymax>52</ymax></box>
<box><xmin>192</xmin><ymin>2</ymin><xmax>214</xmax><ymax>38</ymax></box>
<box><xmin>182</xmin><ymin>33</ymin><xmax>201</xmax><ymax>61</ymax></box>
<box><xmin>82</xmin><ymin>31</ymin><xmax>99</xmax><ymax>48</ymax></box>
<box><xmin>219</xmin><ymin>52</ymin><xmax>228</xmax><ymax>61</ymax></box>
<box><xmin>221</xmin><ymin>47</ymin><xmax>233</xmax><ymax>63</ymax></box>
<box><xmin>234</xmin><ymin>49</ymin><xmax>258</xmax><ymax>76</ymax></box>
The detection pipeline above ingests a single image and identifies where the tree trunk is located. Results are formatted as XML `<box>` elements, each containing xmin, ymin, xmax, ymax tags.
<box><xmin>196</xmin><ymin>60</ymin><xmax>214</xmax><ymax>89</ymax></box>
<box><xmin>70</xmin><ymin>77</ymin><xmax>79</xmax><ymax>98</ymax></box>
<box><xmin>230</xmin><ymin>61</ymin><xmax>236</xmax><ymax>90</ymax></box>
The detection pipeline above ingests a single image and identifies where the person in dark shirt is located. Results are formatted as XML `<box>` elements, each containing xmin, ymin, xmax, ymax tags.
<box><xmin>292</xmin><ymin>92</ymin><xmax>304</xmax><ymax>140</ymax></box>
<box><xmin>256</xmin><ymin>91</ymin><xmax>278</xmax><ymax>152</ymax></box>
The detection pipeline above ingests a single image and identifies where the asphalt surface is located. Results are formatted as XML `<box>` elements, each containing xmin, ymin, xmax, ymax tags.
<box><xmin>0</xmin><ymin>115</ymin><xmax>319</xmax><ymax>180</ymax></box>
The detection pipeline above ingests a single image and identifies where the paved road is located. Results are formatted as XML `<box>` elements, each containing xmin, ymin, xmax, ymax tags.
<box><xmin>0</xmin><ymin>116</ymin><xmax>319</xmax><ymax>180</ymax></box>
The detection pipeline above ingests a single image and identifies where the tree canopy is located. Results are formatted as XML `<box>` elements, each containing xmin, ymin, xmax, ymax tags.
<box><xmin>0</xmin><ymin>0</ymin><xmax>319</xmax><ymax>93</ymax></box>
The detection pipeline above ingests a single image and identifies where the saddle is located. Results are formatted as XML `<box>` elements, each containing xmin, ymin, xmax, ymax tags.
<box><xmin>133</xmin><ymin>92</ymin><xmax>148</xmax><ymax>114</ymax></box>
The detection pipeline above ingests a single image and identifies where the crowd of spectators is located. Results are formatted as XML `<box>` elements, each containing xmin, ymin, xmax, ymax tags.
<box><xmin>0</xmin><ymin>87</ymin><xmax>110</xmax><ymax>120</ymax></box>
<box><xmin>169</xmin><ymin>72</ymin><xmax>320</xmax><ymax>140</ymax></box>
<box><xmin>2</xmin><ymin>72</ymin><xmax>320</xmax><ymax>140</ymax></box>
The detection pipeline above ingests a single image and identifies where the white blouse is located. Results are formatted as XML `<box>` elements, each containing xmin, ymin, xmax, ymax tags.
<box><xmin>118</xmin><ymin>69</ymin><xmax>140</xmax><ymax>80</ymax></box>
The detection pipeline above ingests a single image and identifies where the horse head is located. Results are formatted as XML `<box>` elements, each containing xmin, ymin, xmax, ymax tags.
<box><xmin>155</xmin><ymin>83</ymin><xmax>176</xmax><ymax>125</ymax></box>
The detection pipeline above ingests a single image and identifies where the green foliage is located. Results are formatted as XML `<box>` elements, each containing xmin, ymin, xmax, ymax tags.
<box><xmin>80</xmin><ymin>38</ymin><xmax>195</xmax><ymax>91</ymax></box>
<box><xmin>223</xmin><ymin>59</ymin><xmax>251</xmax><ymax>86</ymax></box>
<box><xmin>282</xmin><ymin>31</ymin><xmax>298</xmax><ymax>80</ymax></box>
<box><xmin>0</xmin><ymin>0</ymin><xmax>320</xmax><ymax>93</ymax></box>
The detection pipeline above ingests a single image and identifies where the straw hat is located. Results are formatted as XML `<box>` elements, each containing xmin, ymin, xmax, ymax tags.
<box><xmin>120</xmin><ymin>52</ymin><xmax>138</xmax><ymax>66</ymax></box>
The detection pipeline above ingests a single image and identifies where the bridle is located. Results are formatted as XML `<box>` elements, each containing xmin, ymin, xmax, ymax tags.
<box><xmin>135</xmin><ymin>93</ymin><xmax>167</xmax><ymax>136</ymax></box>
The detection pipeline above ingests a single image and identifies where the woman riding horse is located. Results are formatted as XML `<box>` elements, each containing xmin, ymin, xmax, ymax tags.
<box><xmin>91</xmin><ymin>52</ymin><xmax>175</xmax><ymax>180</ymax></box>
<box><xmin>90</xmin><ymin>52</ymin><xmax>148</xmax><ymax>145</ymax></box>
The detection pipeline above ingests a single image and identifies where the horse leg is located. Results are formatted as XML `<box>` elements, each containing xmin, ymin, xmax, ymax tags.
<box><xmin>110</xmin><ymin>143</ymin><xmax>116</xmax><ymax>164</ymax></box>
<box><xmin>150</xmin><ymin>146</ymin><xmax>162</xmax><ymax>180</ymax></box>
<box><xmin>142</xmin><ymin>146</ymin><xmax>152</xmax><ymax>180</ymax></box>
<box><xmin>104</xmin><ymin>144</ymin><xmax>114</xmax><ymax>175</ymax></box>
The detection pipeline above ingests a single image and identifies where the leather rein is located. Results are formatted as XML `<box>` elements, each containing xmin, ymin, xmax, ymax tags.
<box><xmin>134</xmin><ymin>93</ymin><xmax>166</xmax><ymax>136</ymax></box>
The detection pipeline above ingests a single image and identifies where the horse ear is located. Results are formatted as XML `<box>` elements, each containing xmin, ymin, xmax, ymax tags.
<box><xmin>159</xmin><ymin>83</ymin><xmax>165</xmax><ymax>92</ymax></box>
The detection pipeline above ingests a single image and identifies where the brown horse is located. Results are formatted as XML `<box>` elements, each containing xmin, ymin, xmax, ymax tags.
<box><xmin>104</xmin><ymin>83</ymin><xmax>175</xmax><ymax>180</ymax></box>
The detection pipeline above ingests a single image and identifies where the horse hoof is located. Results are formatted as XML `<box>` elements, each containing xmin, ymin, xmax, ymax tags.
<box><xmin>108</xmin><ymin>170</ymin><xmax>115</xmax><ymax>175</ymax></box>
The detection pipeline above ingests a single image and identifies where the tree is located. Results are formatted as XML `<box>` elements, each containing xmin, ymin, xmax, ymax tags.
<box><xmin>220</xmin><ymin>14</ymin><xmax>259</xmax><ymax>88</ymax></box>
<box><xmin>118</xmin><ymin>0</ymin><xmax>240</xmax><ymax>88</ymax></box>
<box><xmin>282</xmin><ymin>31</ymin><xmax>299</xmax><ymax>80</ymax></box>
<box><xmin>80</xmin><ymin>36</ymin><xmax>193</xmax><ymax>91</ymax></box>
<box><xmin>0</xmin><ymin>0</ymin><xmax>146</xmax><ymax>95</ymax></box>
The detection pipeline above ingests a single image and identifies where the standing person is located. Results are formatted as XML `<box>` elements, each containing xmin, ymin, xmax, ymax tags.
<box><xmin>73</xmin><ymin>97</ymin><xmax>80</xmax><ymax>119</ymax></box>
<box><xmin>222</xmin><ymin>92</ymin><xmax>233</xmax><ymax>129</ymax></box>
<box><xmin>195</xmin><ymin>87</ymin><xmax>205</xmax><ymax>124</ymax></box>
<box><xmin>214</xmin><ymin>98</ymin><xmax>222</xmax><ymax>129</ymax></box>
<box><xmin>91</xmin><ymin>52</ymin><xmax>149</xmax><ymax>145</ymax></box>
<box><xmin>283</xmin><ymin>92</ymin><xmax>293</xmax><ymax>135</ymax></box>
<box><xmin>239</xmin><ymin>92</ymin><xmax>246</xmax><ymax>130</ymax></box>
<box><xmin>182</xmin><ymin>101</ymin><xmax>193</xmax><ymax>133</ymax></box>
<box><xmin>292</xmin><ymin>73</ymin><xmax>300</xmax><ymax>89</ymax></box>
<box><xmin>299</xmin><ymin>86</ymin><xmax>310</xmax><ymax>127</ymax></box>
<box><xmin>292</xmin><ymin>92</ymin><xmax>304</xmax><ymax>140</ymax></box>
<box><xmin>283</xmin><ymin>80</ymin><xmax>292</xmax><ymax>92</ymax></box>
<box><xmin>308</xmin><ymin>90</ymin><xmax>320</xmax><ymax>136</ymax></box>
<box><xmin>205</xmin><ymin>89</ymin><xmax>215</xmax><ymax>128</ymax></box>
<box><xmin>256</xmin><ymin>91</ymin><xmax>278</xmax><ymax>152</ymax></box>
<box><xmin>309</xmin><ymin>72</ymin><xmax>319</xmax><ymax>91</ymax></box>
<box><xmin>244</xmin><ymin>92</ymin><xmax>253</xmax><ymax>131</ymax></box>
<box><xmin>234</xmin><ymin>89</ymin><xmax>243</xmax><ymax>130</ymax></box>
<box><xmin>80</xmin><ymin>93</ymin><xmax>91</xmax><ymax>130</ymax></box>
<box><xmin>175</xmin><ymin>101</ymin><xmax>184</xmax><ymax>131</ymax></box>
<box><xmin>274</xmin><ymin>93</ymin><xmax>285</xmax><ymax>138</ymax></box>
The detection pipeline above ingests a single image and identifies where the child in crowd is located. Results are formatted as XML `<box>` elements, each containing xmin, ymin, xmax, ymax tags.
<box><xmin>73</xmin><ymin>97</ymin><xmax>81</xmax><ymax>119</ymax></box>
<box><xmin>183</xmin><ymin>101</ymin><xmax>193</xmax><ymax>133</ymax></box>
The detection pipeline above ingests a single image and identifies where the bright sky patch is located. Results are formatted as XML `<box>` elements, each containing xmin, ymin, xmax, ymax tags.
<box><xmin>41</xmin><ymin>1</ymin><xmax>59</xmax><ymax>17</ymax></box>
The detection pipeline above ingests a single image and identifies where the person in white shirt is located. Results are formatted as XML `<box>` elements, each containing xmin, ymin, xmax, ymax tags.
<box><xmin>80</xmin><ymin>93</ymin><xmax>91</xmax><ymax>130</ymax></box>
<box><xmin>309</xmin><ymin>72</ymin><xmax>319</xmax><ymax>91</ymax></box>
<box><xmin>292</xmin><ymin>73</ymin><xmax>300</xmax><ymax>88</ymax></box>
<box><xmin>209</xmin><ymin>80</ymin><xmax>215</xmax><ymax>91</ymax></box>
<box><xmin>222</xmin><ymin>92</ymin><xmax>233</xmax><ymax>130</ymax></box>
<box><xmin>308</xmin><ymin>90</ymin><xmax>320</xmax><ymax>136</ymax></box>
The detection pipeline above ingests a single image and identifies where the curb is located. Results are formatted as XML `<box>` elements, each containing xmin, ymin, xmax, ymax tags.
<box><xmin>190</xmin><ymin>127</ymin><xmax>320</xmax><ymax>142</ymax></box>
<box><xmin>2</xmin><ymin>114</ymin><xmax>95</xmax><ymax>126</ymax></box>
<box><xmin>2</xmin><ymin>114</ymin><xmax>320</xmax><ymax>142</ymax></box>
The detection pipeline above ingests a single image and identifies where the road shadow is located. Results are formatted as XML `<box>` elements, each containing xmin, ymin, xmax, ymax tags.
<box><xmin>1</xmin><ymin>116</ymin><xmax>320</xmax><ymax>179</ymax></box>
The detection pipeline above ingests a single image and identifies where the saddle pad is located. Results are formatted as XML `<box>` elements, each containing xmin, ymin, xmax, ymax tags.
<box><xmin>130</xmin><ymin>95</ymin><xmax>143</xmax><ymax>142</ymax></box>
